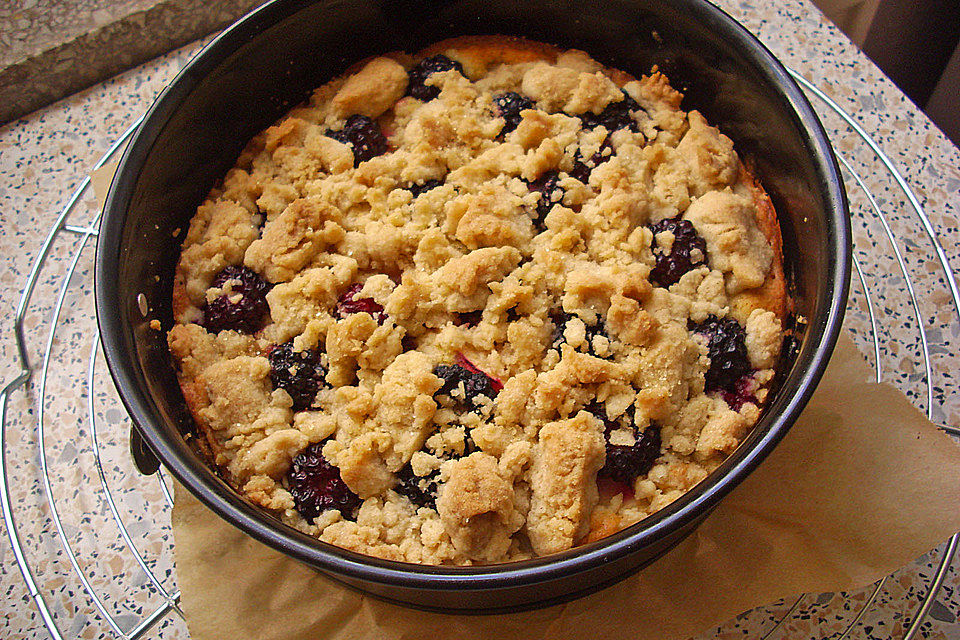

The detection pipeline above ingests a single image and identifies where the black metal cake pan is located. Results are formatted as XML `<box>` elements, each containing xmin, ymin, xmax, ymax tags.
<box><xmin>96</xmin><ymin>0</ymin><xmax>850</xmax><ymax>613</ymax></box>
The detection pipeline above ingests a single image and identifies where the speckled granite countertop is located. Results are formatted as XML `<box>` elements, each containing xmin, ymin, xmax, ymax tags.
<box><xmin>0</xmin><ymin>0</ymin><xmax>264</xmax><ymax>123</ymax></box>
<box><xmin>2</xmin><ymin>1</ymin><xmax>959</xmax><ymax>638</ymax></box>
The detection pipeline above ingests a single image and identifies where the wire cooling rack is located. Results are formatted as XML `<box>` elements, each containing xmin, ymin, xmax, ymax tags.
<box><xmin>2</xmin><ymin>68</ymin><xmax>959</xmax><ymax>640</ymax></box>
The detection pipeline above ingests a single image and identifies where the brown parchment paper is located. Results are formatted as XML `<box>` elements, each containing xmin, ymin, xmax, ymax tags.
<box><xmin>168</xmin><ymin>335</ymin><xmax>960</xmax><ymax>640</ymax></box>
<box><xmin>91</xmin><ymin>161</ymin><xmax>119</xmax><ymax>211</ymax></box>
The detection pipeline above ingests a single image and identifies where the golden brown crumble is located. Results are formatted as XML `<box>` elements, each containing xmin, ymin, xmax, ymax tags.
<box><xmin>168</xmin><ymin>36</ymin><xmax>786</xmax><ymax>565</ymax></box>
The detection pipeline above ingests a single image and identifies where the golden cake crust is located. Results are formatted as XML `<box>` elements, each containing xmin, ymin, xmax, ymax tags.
<box><xmin>168</xmin><ymin>35</ymin><xmax>789</xmax><ymax>565</ymax></box>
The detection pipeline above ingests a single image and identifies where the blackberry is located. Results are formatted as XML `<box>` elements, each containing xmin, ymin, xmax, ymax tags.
<box><xmin>586</xmin><ymin>403</ymin><xmax>661</xmax><ymax>483</ymax></box>
<box><xmin>720</xmin><ymin>374</ymin><xmax>759</xmax><ymax>411</ymax></box>
<box><xmin>326</xmin><ymin>115</ymin><xmax>388</xmax><ymax>166</ymax></box>
<box><xmin>570</xmin><ymin>140</ymin><xmax>613</xmax><ymax>183</ymax></box>
<box><xmin>407</xmin><ymin>54</ymin><xmax>464</xmax><ymax>101</ymax></box>
<box><xmin>601</xmin><ymin>428</ymin><xmax>661</xmax><ymax>483</ymax></box>
<box><xmin>433</xmin><ymin>354</ymin><xmax>502</xmax><ymax>408</ymax></box>
<box><xmin>550</xmin><ymin>308</ymin><xmax>571</xmax><ymax>346</ymax></box>
<box><xmin>649</xmin><ymin>217</ymin><xmax>708</xmax><ymax>287</ymax></box>
<box><xmin>550</xmin><ymin>309</ymin><xmax>609</xmax><ymax>357</ymax></box>
<box><xmin>334</xmin><ymin>283</ymin><xmax>386</xmax><ymax>324</ymax></box>
<box><xmin>408</xmin><ymin>179</ymin><xmax>443</xmax><ymax>198</ymax></box>
<box><xmin>526</xmin><ymin>170</ymin><xmax>562</xmax><ymax>230</ymax></box>
<box><xmin>452</xmin><ymin>310</ymin><xmax>483</xmax><ymax>327</ymax></box>
<box><xmin>394</xmin><ymin>465</ymin><xmax>438</xmax><ymax>510</ymax></box>
<box><xmin>692</xmin><ymin>315</ymin><xmax>751</xmax><ymax>393</ymax></box>
<box><xmin>268</xmin><ymin>340</ymin><xmax>326</xmax><ymax>411</ymax></box>
<box><xmin>584</xmin><ymin>401</ymin><xmax>627</xmax><ymax>433</ymax></box>
<box><xmin>580</xmin><ymin>91</ymin><xmax>640</xmax><ymax>132</ymax></box>
<box><xmin>493</xmin><ymin>91</ymin><xmax>535</xmax><ymax>136</ymax></box>
<box><xmin>287</xmin><ymin>442</ymin><xmax>361</xmax><ymax>521</ymax></box>
<box><xmin>201</xmin><ymin>265</ymin><xmax>270</xmax><ymax>334</ymax></box>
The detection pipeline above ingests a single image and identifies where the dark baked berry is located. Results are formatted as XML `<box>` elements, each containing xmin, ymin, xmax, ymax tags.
<box><xmin>407</xmin><ymin>54</ymin><xmax>464</xmax><ymax>101</ymax></box>
<box><xmin>326</xmin><ymin>115</ymin><xmax>388</xmax><ymax>167</ymax></box>
<box><xmin>692</xmin><ymin>315</ymin><xmax>751</xmax><ymax>393</ymax></box>
<box><xmin>452</xmin><ymin>310</ymin><xmax>483</xmax><ymax>327</ymax></box>
<box><xmin>526</xmin><ymin>170</ymin><xmax>562</xmax><ymax>230</ymax></box>
<box><xmin>584</xmin><ymin>402</ymin><xmax>630</xmax><ymax>434</ymax></box>
<box><xmin>201</xmin><ymin>265</ymin><xmax>271</xmax><ymax>334</ymax></box>
<box><xmin>601</xmin><ymin>427</ymin><xmax>661</xmax><ymax>483</ymax></box>
<box><xmin>570</xmin><ymin>140</ymin><xmax>613</xmax><ymax>183</ymax></box>
<box><xmin>394</xmin><ymin>465</ymin><xmax>438</xmax><ymax>510</ymax></box>
<box><xmin>550</xmin><ymin>309</ymin><xmax>571</xmax><ymax>346</ymax></box>
<box><xmin>408</xmin><ymin>179</ymin><xmax>443</xmax><ymax>198</ymax></box>
<box><xmin>494</xmin><ymin>91</ymin><xmax>535</xmax><ymax>136</ymax></box>
<box><xmin>720</xmin><ymin>374</ymin><xmax>759</xmax><ymax>411</ymax></box>
<box><xmin>550</xmin><ymin>309</ymin><xmax>609</xmax><ymax>357</ymax></box>
<box><xmin>580</xmin><ymin>91</ymin><xmax>640</xmax><ymax>132</ymax></box>
<box><xmin>585</xmin><ymin>403</ymin><xmax>661</xmax><ymax>483</ymax></box>
<box><xmin>287</xmin><ymin>442</ymin><xmax>361</xmax><ymax>521</ymax></box>
<box><xmin>268</xmin><ymin>340</ymin><xmax>327</xmax><ymax>411</ymax></box>
<box><xmin>455</xmin><ymin>353</ymin><xmax>503</xmax><ymax>389</ymax></box>
<box><xmin>334</xmin><ymin>283</ymin><xmax>386</xmax><ymax>324</ymax></box>
<box><xmin>649</xmin><ymin>217</ymin><xmax>708</xmax><ymax>287</ymax></box>
<box><xmin>434</xmin><ymin>354</ymin><xmax>502</xmax><ymax>408</ymax></box>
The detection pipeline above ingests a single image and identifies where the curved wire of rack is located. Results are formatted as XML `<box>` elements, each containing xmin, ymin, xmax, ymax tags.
<box><xmin>2</xmin><ymin>69</ymin><xmax>958</xmax><ymax>639</ymax></box>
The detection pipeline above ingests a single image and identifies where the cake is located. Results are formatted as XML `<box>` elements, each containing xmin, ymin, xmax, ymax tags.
<box><xmin>167</xmin><ymin>36</ymin><xmax>788</xmax><ymax>564</ymax></box>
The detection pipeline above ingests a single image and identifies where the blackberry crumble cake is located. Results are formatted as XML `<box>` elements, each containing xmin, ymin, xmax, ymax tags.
<box><xmin>167</xmin><ymin>36</ymin><xmax>789</xmax><ymax>564</ymax></box>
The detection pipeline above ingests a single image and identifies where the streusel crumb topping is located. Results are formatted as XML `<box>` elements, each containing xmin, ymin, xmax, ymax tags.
<box><xmin>168</xmin><ymin>36</ymin><xmax>787</xmax><ymax>565</ymax></box>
